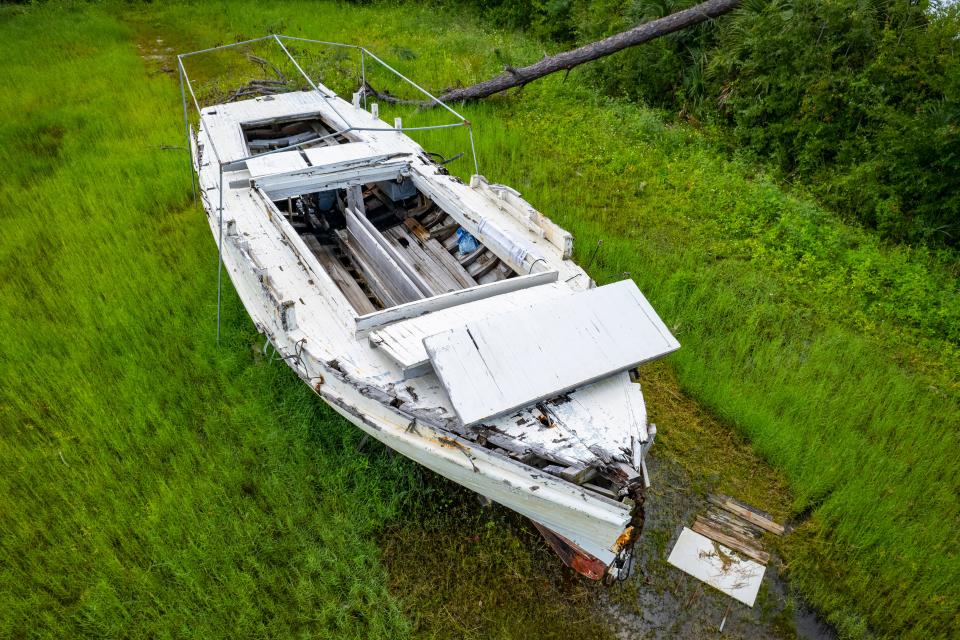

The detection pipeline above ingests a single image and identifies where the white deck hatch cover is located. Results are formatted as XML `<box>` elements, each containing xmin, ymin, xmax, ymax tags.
<box><xmin>246</xmin><ymin>150</ymin><xmax>308</xmax><ymax>178</ymax></box>
<box><xmin>302</xmin><ymin>142</ymin><xmax>396</xmax><ymax>169</ymax></box>
<box><xmin>667</xmin><ymin>527</ymin><xmax>765</xmax><ymax>607</ymax></box>
<box><xmin>422</xmin><ymin>279</ymin><xmax>679</xmax><ymax>426</ymax></box>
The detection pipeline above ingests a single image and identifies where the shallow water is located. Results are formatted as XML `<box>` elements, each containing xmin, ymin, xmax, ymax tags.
<box><xmin>602</xmin><ymin>453</ymin><xmax>837</xmax><ymax>640</ymax></box>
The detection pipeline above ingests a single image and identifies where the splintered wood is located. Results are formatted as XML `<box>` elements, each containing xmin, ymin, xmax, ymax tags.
<box><xmin>695</xmin><ymin>495</ymin><xmax>784</xmax><ymax>563</ymax></box>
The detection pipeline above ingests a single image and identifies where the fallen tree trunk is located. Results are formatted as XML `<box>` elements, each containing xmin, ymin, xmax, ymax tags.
<box><xmin>371</xmin><ymin>0</ymin><xmax>740</xmax><ymax>106</ymax></box>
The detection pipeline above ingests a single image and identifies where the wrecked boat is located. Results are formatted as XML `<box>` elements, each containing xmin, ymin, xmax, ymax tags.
<box><xmin>179</xmin><ymin>35</ymin><xmax>679</xmax><ymax>580</ymax></box>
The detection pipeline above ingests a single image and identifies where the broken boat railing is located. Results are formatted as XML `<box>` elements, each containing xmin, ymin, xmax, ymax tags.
<box><xmin>176</xmin><ymin>33</ymin><xmax>481</xmax><ymax>344</ymax></box>
<box><xmin>177</xmin><ymin>34</ymin><xmax>478</xmax><ymax>175</ymax></box>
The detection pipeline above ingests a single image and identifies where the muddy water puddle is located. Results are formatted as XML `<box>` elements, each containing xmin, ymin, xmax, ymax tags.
<box><xmin>601</xmin><ymin>453</ymin><xmax>836</xmax><ymax>640</ymax></box>
<box><xmin>380</xmin><ymin>363</ymin><xmax>838</xmax><ymax>639</ymax></box>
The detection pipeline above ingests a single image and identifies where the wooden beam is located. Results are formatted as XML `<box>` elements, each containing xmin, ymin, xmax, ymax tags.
<box><xmin>303</xmin><ymin>235</ymin><xmax>377</xmax><ymax>314</ymax></box>
<box><xmin>345</xmin><ymin>207</ymin><xmax>426</xmax><ymax>303</ymax></box>
<box><xmin>692</xmin><ymin>518</ymin><xmax>770</xmax><ymax>564</ymax></box>
<box><xmin>354</xmin><ymin>269</ymin><xmax>559</xmax><ymax>334</ymax></box>
<box><xmin>337</xmin><ymin>231</ymin><xmax>404</xmax><ymax>308</ymax></box>
<box><xmin>707</xmin><ymin>495</ymin><xmax>785</xmax><ymax>535</ymax></box>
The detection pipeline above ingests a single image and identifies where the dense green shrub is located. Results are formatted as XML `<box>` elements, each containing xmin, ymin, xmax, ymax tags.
<box><xmin>456</xmin><ymin>0</ymin><xmax>960</xmax><ymax>247</ymax></box>
<box><xmin>706</xmin><ymin>0</ymin><xmax>960</xmax><ymax>245</ymax></box>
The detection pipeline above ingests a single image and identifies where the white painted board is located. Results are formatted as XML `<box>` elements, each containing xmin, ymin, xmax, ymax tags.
<box><xmin>303</xmin><ymin>142</ymin><xmax>394</xmax><ymax>169</ymax></box>
<box><xmin>369</xmin><ymin>282</ymin><xmax>570</xmax><ymax>378</ymax></box>
<box><xmin>667</xmin><ymin>527</ymin><xmax>765</xmax><ymax>606</ymax></box>
<box><xmin>246</xmin><ymin>151</ymin><xmax>308</xmax><ymax>178</ymax></box>
<box><xmin>356</xmin><ymin>270</ymin><xmax>559</xmax><ymax>334</ymax></box>
<box><xmin>423</xmin><ymin>279</ymin><xmax>679</xmax><ymax>426</ymax></box>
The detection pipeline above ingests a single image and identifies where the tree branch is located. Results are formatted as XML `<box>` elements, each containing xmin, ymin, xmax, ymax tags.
<box><xmin>384</xmin><ymin>0</ymin><xmax>740</xmax><ymax>106</ymax></box>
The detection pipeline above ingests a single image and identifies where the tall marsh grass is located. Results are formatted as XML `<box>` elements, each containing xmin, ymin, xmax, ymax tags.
<box><xmin>0</xmin><ymin>7</ymin><xmax>415</xmax><ymax>638</ymax></box>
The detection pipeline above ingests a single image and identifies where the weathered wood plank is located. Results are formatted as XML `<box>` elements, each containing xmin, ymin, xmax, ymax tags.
<box><xmin>303</xmin><ymin>235</ymin><xmax>377</xmax><ymax>314</ymax></box>
<box><xmin>257</xmin><ymin>162</ymin><xmax>410</xmax><ymax>200</ymax></box>
<box><xmin>707</xmin><ymin>495</ymin><xmax>785</xmax><ymax>535</ymax></box>
<box><xmin>383</xmin><ymin>225</ymin><xmax>464</xmax><ymax>295</ymax></box>
<box><xmin>354</xmin><ymin>270</ymin><xmax>559</xmax><ymax>334</ymax></box>
<box><xmin>703</xmin><ymin>507</ymin><xmax>763</xmax><ymax>541</ymax></box>
<box><xmin>422</xmin><ymin>237</ymin><xmax>478</xmax><ymax>289</ymax></box>
<box><xmin>467</xmin><ymin>249</ymin><xmax>499</xmax><ymax>279</ymax></box>
<box><xmin>337</xmin><ymin>231</ymin><xmax>404</xmax><ymax>308</ymax></box>
<box><xmin>403</xmin><ymin>217</ymin><xmax>433</xmax><ymax>242</ymax></box>
<box><xmin>560</xmin><ymin>464</ymin><xmax>597</xmax><ymax>485</ymax></box>
<box><xmin>345</xmin><ymin>208</ymin><xmax>425</xmax><ymax>304</ymax></box>
<box><xmin>692</xmin><ymin>518</ymin><xmax>770</xmax><ymax>564</ymax></box>
<box><xmin>478</xmin><ymin>262</ymin><xmax>513</xmax><ymax>284</ymax></box>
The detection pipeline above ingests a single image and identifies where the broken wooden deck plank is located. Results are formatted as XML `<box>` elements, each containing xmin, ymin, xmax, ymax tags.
<box><xmin>403</xmin><ymin>217</ymin><xmax>433</xmax><ymax>243</ymax></box>
<box><xmin>692</xmin><ymin>518</ymin><xmax>770</xmax><ymax>564</ymax></box>
<box><xmin>423</xmin><ymin>279</ymin><xmax>680</xmax><ymax>426</ymax></box>
<box><xmin>303</xmin><ymin>235</ymin><xmax>377</xmax><ymax>314</ymax></box>
<box><xmin>708</xmin><ymin>495</ymin><xmax>785</xmax><ymax>535</ymax></box>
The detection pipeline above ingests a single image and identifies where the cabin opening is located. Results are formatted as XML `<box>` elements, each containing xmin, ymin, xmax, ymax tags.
<box><xmin>241</xmin><ymin>115</ymin><xmax>350</xmax><ymax>155</ymax></box>
<box><xmin>271</xmin><ymin>180</ymin><xmax>520</xmax><ymax>314</ymax></box>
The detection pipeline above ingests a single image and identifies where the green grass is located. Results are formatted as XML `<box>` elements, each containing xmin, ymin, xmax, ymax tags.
<box><xmin>0</xmin><ymin>7</ymin><xmax>419</xmax><ymax>638</ymax></box>
<box><xmin>0</xmin><ymin>4</ymin><xmax>614</xmax><ymax>639</ymax></box>
<box><xmin>2</xmin><ymin>1</ymin><xmax>958</xmax><ymax>638</ymax></box>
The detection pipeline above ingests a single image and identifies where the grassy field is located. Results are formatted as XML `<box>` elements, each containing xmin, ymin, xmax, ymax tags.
<box><xmin>1</xmin><ymin>1</ymin><xmax>957</xmax><ymax>638</ymax></box>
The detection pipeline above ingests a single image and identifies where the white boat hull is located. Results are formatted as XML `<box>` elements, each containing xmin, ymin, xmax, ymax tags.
<box><xmin>181</xmin><ymin>44</ymin><xmax>675</xmax><ymax>576</ymax></box>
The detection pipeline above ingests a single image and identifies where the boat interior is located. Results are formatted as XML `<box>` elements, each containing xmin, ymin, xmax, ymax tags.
<box><xmin>245</xmin><ymin>114</ymin><xmax>519</xmax><ymax>315</ymax></box>
<box><xmin>272</xmin><ymin>182</ymin><xmax>519</xmax><ymax>315</ymax></box>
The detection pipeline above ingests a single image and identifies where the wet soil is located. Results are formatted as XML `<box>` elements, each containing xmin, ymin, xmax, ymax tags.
<box><xmin>601</xmin><ymin>453</ymin><xmax>835</xmax><ymax>640</ymax></box>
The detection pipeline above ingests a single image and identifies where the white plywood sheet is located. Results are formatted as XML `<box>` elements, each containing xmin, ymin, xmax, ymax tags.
<box><xmin>303</xmin><ymin>142</ymin><xmax>394</xmax><ymax>169</ymax></box>
<box><xmin>246</xmin><ymin>151</ymin><xmax>309</xmax><ymax>178</ymax></box>
<box><xmin>423</xmin><ymin>279</ymin><xmax>679</xmax><ymax>426</ymax></box>
<box><xmin>667</xmin><ymin>527</ymin><xmax>765</xmax><ymax>607</ymax></box>
<box><xmin>369</xmin><ymin>282</ymin><xmax>570</xmax><ymax>378</ymax></box>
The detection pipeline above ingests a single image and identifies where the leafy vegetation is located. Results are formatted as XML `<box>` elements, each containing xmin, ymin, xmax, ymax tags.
<box><xmin>0</xmin><ymin>8</ymin><xmax>415</xmax><ymax>638</ymax></box>
<box><xmin>468</xmin><ymin>0</ymin><xmax>960</xmax><ymax>247</ymax></box>
<box><xmin>2</xmin><ymin>1</ymin><xmax>958</xmax><ymax>639</ymax></box>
